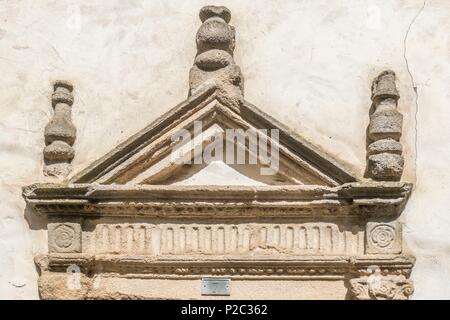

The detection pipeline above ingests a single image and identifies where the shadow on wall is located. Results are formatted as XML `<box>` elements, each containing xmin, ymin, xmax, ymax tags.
<box><xmin>24</xmin><ymin>203</ymin><xmax>47</xmax><ymax>231</ymax></box>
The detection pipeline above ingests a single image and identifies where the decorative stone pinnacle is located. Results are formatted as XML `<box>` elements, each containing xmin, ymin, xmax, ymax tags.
<box><xmin>371</xmin><ymin>69</ymin><xmax>399</xmax><ymax>103</ymax></box>
<box><xmin>43</xmin><ymin>81</ymin><xmax>76</xmax><ymax>178</ymax></box>
<box><xmin>199</xmin><ymin>5</ymin><xmax>231</xmax><ymax>23</ymax></box>
<box><xmin>366</xmin><ymin>70</ymin><xmax>404</xmax><ymax>181</ymax></box>
<box><xmin>53</xmin><ymin>80</ymin><xmax>73</xmax><ymax>92</ymax></box>
<box><xmin>350</xmin><ymin>275</ymin><xmax>414</xmax><ymax>300</ymax></box>
<box><xmin>52</xmin><ymin>80</ymin><xmax>74</xmax><ymax>107</ymax></box>
<box><xmin>189</xmin><ymin>5</ymin><xmax>243</xmax><ymax>109</ymax></box>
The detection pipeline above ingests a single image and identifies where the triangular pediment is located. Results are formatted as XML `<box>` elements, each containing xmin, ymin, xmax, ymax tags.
<box><xmin>70</xmin><ymin>83</ymin><xmax>359</xmax><ymax>186</ymax></box>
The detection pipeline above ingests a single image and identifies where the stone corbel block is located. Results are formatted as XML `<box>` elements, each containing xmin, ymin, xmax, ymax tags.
<box><xmin>365</xmin><ymin>221</ymin><xmax>402</xmax><ymax>254</ymax></box>
<box><xmin>48</xmin><ymin>217</ymin><xmax>82</xmax><ymax>253</ymax></box>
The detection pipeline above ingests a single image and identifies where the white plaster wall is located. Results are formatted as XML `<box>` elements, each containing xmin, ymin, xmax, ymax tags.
<box><xmin>0</xmin><ymin>0</ymin><xmax>448</xmax><ymax>299</ymax></box>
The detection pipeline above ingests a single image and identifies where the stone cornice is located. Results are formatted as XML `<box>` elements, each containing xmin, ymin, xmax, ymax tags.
<box><xmin>23</xmin><ymin>182</ymin><xmax>412</xmax><ymax>218</ymax></box>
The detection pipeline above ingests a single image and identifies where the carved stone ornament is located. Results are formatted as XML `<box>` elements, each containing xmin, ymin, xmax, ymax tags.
<box><xmin>23</xmin><ymin>5</ymin><xmax>415</xmax><ymax>300</ymax></box>
<box><xmin>349</xmin><ymin>275</ymin><xmax>414</xmax><ymax>300</ymax></box>
<box><xmin>366</xmin><ymin>221</ymin><xmax>402</xmax><ymax>254</ymax></box>
<box><xmin>43</xmin><ymin>81</ymin><xmax>76</xmax><ymax>178</ymax></box>
<box><xmin>366</xmin><ymin>70</ymin><xmax>404</xmax><ymax>181</ymax></box>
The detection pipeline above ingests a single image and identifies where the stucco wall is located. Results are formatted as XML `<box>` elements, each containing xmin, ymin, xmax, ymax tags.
<box><xmin>0</xmin><ymin>0</ymin><xmax>449</xmax><ymax>299</ymax></box>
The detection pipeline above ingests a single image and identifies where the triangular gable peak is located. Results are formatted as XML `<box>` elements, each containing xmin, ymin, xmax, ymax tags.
<box><xmin>69</xmin><ymin>83</ymin><xmax>358</xmax><ymax>186</ymax></box>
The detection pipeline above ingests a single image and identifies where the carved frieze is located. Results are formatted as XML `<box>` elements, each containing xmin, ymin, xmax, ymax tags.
<box><xmin>23</xmin><ymin>183</ymin><xmax>413</xmax><ymax>218</ymax></box>
<box><xmin>85</xmin><ymin>221</ymin><xmax>364</xmax><ymax>256</ymax></box>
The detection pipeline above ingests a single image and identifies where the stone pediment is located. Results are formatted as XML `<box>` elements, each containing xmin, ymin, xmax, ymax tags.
<box><xmin>23</xmin><ymin>5</ymin><xmax>415</xmax><ymax>300</ymax></box>
<box><xmin>68</xmin><ymin>82</ymin><xmax>358</xmax><ymax>187</ymax></box>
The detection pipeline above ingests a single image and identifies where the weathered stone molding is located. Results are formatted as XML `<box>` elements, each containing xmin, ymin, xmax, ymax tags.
<box><xmin>23</xmin><ymin>182</ymin><xmax>412</xmax><ymax>218</ymax></box>
<box><xmin>43</xmin><ymin>81</ymin><xmax>76</xmax><ymax>178</ymax></box>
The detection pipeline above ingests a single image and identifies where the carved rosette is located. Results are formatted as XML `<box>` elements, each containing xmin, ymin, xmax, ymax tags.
<box><xmin>350</xmin><ymin>275</ymin><xmax>414</xmax><ymax>300</ymax></box>
<box><xmin>43</xmin><ymin>81</ymin><xmax>76</xmax><ymax>178</ymax></box>
<box><xmin>366</xmin><ymin>70</ymin><xmax>404</xmax><ymax>181</ymax></box>
<box><xmin>23</xmin><ymin>5</ymin><xmax>416</xmax><ymax>300</ymax></box>
<box><xmin>54</xmin><ymin>225</ymin><xmax>76</xmax><ymax>248</ymax></box>
<box><xmin>366</xmin><ymin>221</ymin><xmax>402</xmax><ymax>254</ymax></box>
<box><xmin>371</xmin><ymin>225</ymin><xmax>395</xmax><ymax>247</ymax></box>
<box><xmin>189</xmin><ymin>5</ymin><xmax>243</xmax><ymax>108</ymax></box>
<box><xmin>48</xmin><ymin>222</ymin><xmax>81</xmax><ymax>253</ymax></box>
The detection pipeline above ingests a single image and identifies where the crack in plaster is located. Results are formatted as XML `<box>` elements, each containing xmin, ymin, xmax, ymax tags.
<box><xmin>403</xmin><ymin>0</ymin><xmax>426</xmax><ymax>185</ymax></box>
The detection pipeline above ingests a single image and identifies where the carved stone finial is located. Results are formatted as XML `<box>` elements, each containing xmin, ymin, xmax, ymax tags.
<box><xmin>349</xmin><ymin>275</ymin><xmax>414</xmax><ymax>300</ymax></box>
<box><xmin>43</xmin><ymin>81</ymin><xmax>76</xmax><ymax>178</ymax></box>
<box><xmin>366</xmin><ymin>70</ymin><xmax>404</xmax><ymax>181</ymax></box>
<box><xmin>189</xmin><ymin>5</ymin><xmax>243</xmax><ymax>109</ymax></box>
<box><xmin>199</xmin><ymin>5</ymin><xmax>231</xmax><ymax>23</ymax></box>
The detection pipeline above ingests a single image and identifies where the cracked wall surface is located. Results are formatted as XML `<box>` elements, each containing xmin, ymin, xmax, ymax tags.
<box><xmin>0</xmin><ymin>0</ymin><xmax>449</xmax><ymax>299</ymax></box>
